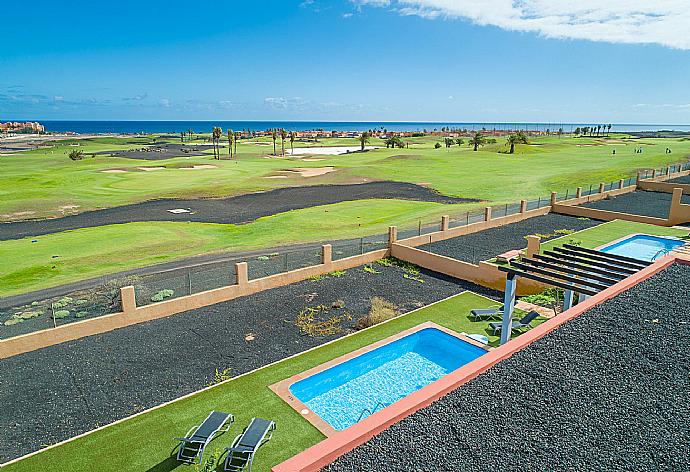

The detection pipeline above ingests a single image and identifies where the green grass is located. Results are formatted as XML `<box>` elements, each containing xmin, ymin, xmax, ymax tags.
<box><xmin>540</xmin><ymin>219</ymin><xmax>690</xmax><ymax>252</ymax></box>
<box><xmin>0</xmin><ymin>199</ymin><xmax>479</xmax><ymax>297</ymax></box>
<box><xmin>1</xmin><ymin>291</ymin><xmax>545</xmax><ymax>472</ymax></box>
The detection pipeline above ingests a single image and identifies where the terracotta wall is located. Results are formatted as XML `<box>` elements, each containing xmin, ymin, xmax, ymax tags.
<box><xmin>551</xmin><ymin>202</ymin><xmax>671</xmax><ymax>226</ymax></box>
<box><xmin>668</xmin><ymin>188</ymin><xmax>690</xmax><ymax>225</ymax></box>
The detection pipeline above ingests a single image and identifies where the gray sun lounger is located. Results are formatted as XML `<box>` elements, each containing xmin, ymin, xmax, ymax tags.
<box><xmin>470</xmin><ymin>305</ymin><xmax>504</xmax><ymax>320</ymax></box>
<box><xmin>489</xmin><ymin>310</ymin><xmax>540</xmax><ymax>335</ymax></box>
<box><xmin>175</xmin><ymin>411</ymin><xmax>234</xmax><ymax>464</ymax></box>
<box><xmin>223</xmin><ymin>417</ymin><xmax>276</xmax><ymax>472</ymax></box>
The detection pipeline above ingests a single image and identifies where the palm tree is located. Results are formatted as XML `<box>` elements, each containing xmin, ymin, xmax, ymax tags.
<box><xmin>469</xmin><ymin>131</ymin><xmax>486</xmax><ymax>151</ymax></box>
<box><xmin>506</xmin><ymin>131</ymin><xmax>529</xmax><ymax>154</ymax></box>
<box><xmin>188</xmin><ymin>129</ymin><xmax>194</xmax><ymax>141</ymax></box>
<box><xmin>607</xmin><ymin>124</ymin><xmax>612</xmax><ymax>135</ymax></box>
<box><xmin>289</xmin><ymin>131</ymin><xmax>296</xmax><ymax>155</ymax></box>
<box><xmin>271</xmin><ymin>129</ymin><xmax>277</xmax><ymax>156</ymax></box>
<box><xmin>359</xmin><ymin>132</ymin><xmax>370</xmax><ymax>151</ymax></box>
<box><xmin>455</xmin><ymin>138</ymin><xmax>464</xmax><ymax>146</ymax></box>
<box><xmin>212</xmin><ymin>127</ymin><xmax>222</xmax><ymax>159</ymax></box>
<box><xmin>280</xmin><ymin>129</ymin><xmax>287</xmax><ymax>156</ymax></box>
<box><xmin>234</xmin><ymin>131</ymin><xmax>240</xmax><ymax>156</ymax></box>
<box><xmin>227</xmin><ymin>129</ymin><xmax>234</xmax><ymax>158</ymax></box>
<box><xmin>444</xmin><ymin>137</ymin><xmax>453</xmax><ymax>148</ymax></box>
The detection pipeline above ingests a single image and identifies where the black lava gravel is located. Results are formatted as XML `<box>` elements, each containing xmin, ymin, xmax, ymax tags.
<box><xmin>418</xmin><ymin>214</ymin><xmax>600</xmax><ymax>263</ymax></box>
<box><xmin>94</xmin><ymin>143</ymin><xmax>210</xmax><ymax>160</ymax></box>
<box><xmin>581</xmin><ymin>190</ymin><xmax>690</xmax><ymax>220</ymax></box>
<box><xmin>325</xmin><ymin>264</ymin><xmax>690</xmax><ymax>472</ymax></box>
<box><xmin>668</xmin><ymin>174</ymin><xmax>690</xmax><ymax>185</ymax></box>
<box><xmin>0</xmin><ymin>264</ymin><xmax>499</xmax><ymax>463</ymax></box>
<box><xmin>0</xmin><ymin>182</ymin><xmax>477</xmax><ymax>240</ymax></box>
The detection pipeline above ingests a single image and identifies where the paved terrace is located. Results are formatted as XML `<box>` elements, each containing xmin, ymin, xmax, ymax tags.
<box><xmin>418</xmin><ymin>214</ymin><xmax>600</xmax><ymax>263</ymax></box>
<box><xmin>325</xmin><ymin>263</ymin><xmax>690</xmax><ymax>472</ymax></box>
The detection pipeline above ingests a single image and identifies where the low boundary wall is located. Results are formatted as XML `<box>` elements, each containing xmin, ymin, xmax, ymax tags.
<box><xmin>272</xmin><ymin>253</ymin><xmax>689</xmax><ymax>472</ymax></box>
<box><xmin>0</xmin><ymin>247</ymin><xmax>387</xmax><ymax>359</ymax></box>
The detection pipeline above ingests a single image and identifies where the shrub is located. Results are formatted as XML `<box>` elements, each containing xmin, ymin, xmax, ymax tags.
<box><xmin>17</xmin><ymin>311</ymin><xmax>43</xmax><ymax>320</ymax></box>
<box><xmin>68</xmin><ymin>149</ymin><xmax>84</xmax><ymax>161</ymax></box>
<box><xmin>295</xmin><ymin>305</ymin><xmax>352</xmax><ymax>337</ymax></box>
<box><xmin>75</xmin><ymin>311</ymin><xmax>88</xmax><ymax>318</ymax></box>
<box><xmin>53</xmin><ymin>310</ymin><xmax>70</xmax><ymax>319</ymax></box>
<box><xmin>356</xmin><ymin>297</ymin><xmax>397</xmax><ymax>330</ymax></box>
<box><xmin>307</xmin><ymin>274</ymin><xmax>325</xmax><ymax>282</ymax></box>
<box><xmin>208</xmin><ymin>367</ymin><xmax>233</xmax><ymax>386</ymax></box>
<box><xmin>434</xmin><ymin>142</ymin><xmax>442</xmax><ymax>149</ymax></box>
<box><xmin>53</xmin><ymin>297</ymin><xmax>73</xmax><ymax>309</ymax></box>
<box><xmin>4</xmin><ymin>316</ymin><xmax>24</xmax><ymax>326</ymax></box>
<box><xmin>375</xmin><ymin>257</ymin><xmax>395</xmax><ymax>267</ymax></box>
<box><xmin>151</xmin><ymin>289</ymin><xmax>174</xmax><ymax>302</ymax></box>
<box><xmin>328</xmin><ymin>270</ymin><xmax>347</xmax><ymax>277</ymax></box>
<box><xmin>362</xmin><ymin>265</ymin><xmax>380</xmax><ymax>274</ymax></box>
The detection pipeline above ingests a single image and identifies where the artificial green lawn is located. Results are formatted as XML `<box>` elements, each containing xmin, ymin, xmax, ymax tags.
<box><xmin>540</xmin><ymin>219</ymin><xmax>690</xmax><ymax>253</ymax></box>
<box><xmin>1</xmin><ymin>291</ymin><xmax>543</xmax><ymax>472</ymax></box>
<box><xmin>0</xmin><ymin>199</ymin><xmax>481</xmax><ymax>297</ymax></box>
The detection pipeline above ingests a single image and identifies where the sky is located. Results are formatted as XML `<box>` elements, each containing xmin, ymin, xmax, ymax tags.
<box><xmin>1</xmin><ymin>0</ymin><xmax>690</xmax><ymax>123</ymax></box>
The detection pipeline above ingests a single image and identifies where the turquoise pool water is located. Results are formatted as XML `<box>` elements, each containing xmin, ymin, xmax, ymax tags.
<box><xmin>289</xmin><ymin>328</ymin><xmax>486</xmax><ymax>431</ymax></box>
<box><xmin>601</xmin><ymin>234</ymin><xmax>684</xmax><ymax>261</ymax></box>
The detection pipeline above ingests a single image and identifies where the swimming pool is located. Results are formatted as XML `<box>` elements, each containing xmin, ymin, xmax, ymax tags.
<box><xmin>601</xmin><ymin>234</ymin><xmax>684</xmax><ymax>261</ymax></box>
<box><xmin>288</xmin><ymin>327</ymin><xmax>487</xmax><ymax>431</ymax></box>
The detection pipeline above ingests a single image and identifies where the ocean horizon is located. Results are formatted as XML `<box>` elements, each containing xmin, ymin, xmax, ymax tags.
<box><xmin>38</xmin><ymin>120</ymin><xmax>690</xmax><ymax>134</ymax></box>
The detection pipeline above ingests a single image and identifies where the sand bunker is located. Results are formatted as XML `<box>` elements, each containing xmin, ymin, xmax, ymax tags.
<box><xmin>138</xmin><ymin>167</ymin><xmax>166</xmax><ymax>171</ymax></box>
<box><xmin>180</xmin><ymin>165</ymin><xmax>218</xmax><ymax>170</ymax></box>
<box><xmin>288</xmin><ymin>146</ymin><xmax>380</xmax><ymax>155</ymax></box>
<box><xmin>102</xmin><ymin>169</ymin><xmax>127</xmax><ymax>173</ymax></box>
<box><xmin>283</xmin><ymin>167</ymin><xmax>336</xmax><ymax>177</ymax></box>
<box><xmin>265</xmin><ymin>175</ymin><xmax>289</xmax><ymax>179</ymax></box>
<box><xmin>301</xmin><ymin>158</ymin><xmax>325</xmax><ymax>162</ymax></box>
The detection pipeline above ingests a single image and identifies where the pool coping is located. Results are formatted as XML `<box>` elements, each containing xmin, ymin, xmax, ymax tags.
<box><xmin>268</xmin><ymin>321</ymin><xmax>491</xmax><ymax>437</ymax></box>
<box><xmin>272</xmin><ymin>252</ymin><xmax>690</xmax><ymax>472</ymax></box>
<box><xmin>596</xmin><ymin>231</ymin><xmax>685</xmax><ymax>252</ymax></box>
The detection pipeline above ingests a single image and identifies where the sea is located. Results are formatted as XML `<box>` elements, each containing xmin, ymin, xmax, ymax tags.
<box><xmin>40</xmin><ymin>121</ymin><xmax>690</xmax><ymax>135</ymax></box>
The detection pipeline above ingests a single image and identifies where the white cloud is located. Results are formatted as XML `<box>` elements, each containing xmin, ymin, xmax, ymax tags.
<box><xmin>357</xmin><ymin>0</ymin><xmax>690</xmax><ymax>49</ymax></box>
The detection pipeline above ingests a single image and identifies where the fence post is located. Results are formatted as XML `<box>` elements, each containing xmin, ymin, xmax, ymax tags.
<box><xmin>235</xmin><ymin>262</ymin><xmax>248</xmax><ymax>287</ymax></box>
<box><xmin>636</xmin><ymin>171</ymin><xmax>641</xmax><ymax>185</ymax></box>
<box><xmin>598</xmin><ymin>182</ymin><xmax>605</xmax><ymax>194</ymax></box>
<box><xmin>550</xmin><ymin>192</ymin><xmax>557</xmax><ymax>206</ymax></box>
<box><xmin>388</xmin><ymin>226</ymin><xmax>398</xmax><ymax>247</ymax></box>
<box><xmin>322</xmin><ymin>244</ymin><xmax>332</xmax><ymax>266</ymax></box>
<box><xmin>652</xmin><ymin>169</ymin><xmax>657</xmax><ymax>178</ymax></box>
<box><xmin>187</xmin><ymin>271</ymin><xmax>192</xmax><ymax>295</ymax></box>
<box><xmin>120</xmin><ymin>286</ymin><xmax>136</xmax><ymax>314</ymax></box>
<box><xmin>666</xmin><ymin>165</ymin><xmax>671</xmax><ymax>178</ymax></box>
<box><xmin>576</xmin><ymin>187</ymin><xmax>582</xmax><ymax>198</ymax></box>
<box><xmin>484</xmin><ymin>207</ymin><xmax>492</xmax><ymax>221</ymax></box>
<box><xmin>441</xmin><ymin>215</ymin><xmax>450</xmax><ymax>231</ymax></box>
<box><xmin>618</xmin><ymin>178</ymin><xmax>624</xmax><ymax>189</ymax></box>
<box><xmin>520</xmin><ymin>200</ymin><xmax>527</xmax><ymax>213</ymax></box>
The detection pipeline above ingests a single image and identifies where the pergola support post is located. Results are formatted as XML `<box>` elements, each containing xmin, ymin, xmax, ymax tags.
<box><xmin>563</xmin><ymin>288</ymin><xmax>574</xmax><ymax>311</ymax></box>
<box><xmin>500</xmin><ymin>273</ymin><xmax>517</xmax><ymax>345</ymax></box>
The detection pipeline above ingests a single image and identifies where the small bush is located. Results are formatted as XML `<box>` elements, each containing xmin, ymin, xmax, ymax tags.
<box><xmin>151</xmin><ymin>289</ymin><xmax>174</xmax><ymax>302</ymax></box>
<box><xmin>375</xmin><ymin>257</ymin><xmax>395</xmax><ymax>267</ymax></box>
<box><xmin>208</xmin><ymin>367</ymin><xmax>233</xmax><ymax>386</ymax></box>
<box><xmin>75</xmin><ymin>311</ymin><xmax>88</xmax><ymax>318</ymax></box>
<box><xmin>307</xmin><ymin>274</ymin><xmax>325</xmax><ymax>282</ymax></box>
<box><xmin>434</xmin><ymin>142</ymin><xmax>442</xmax><ymax>149</ymax></box>
<box><xmin>3</xmin><ymin>316</ymin><xmax>24</xmax><ymax>326</ymax></box>
<box><xmin>68</xmin><ymin>149</ymin><xmax>84</xmax><ymax>161</ymax></box>
<box><xmin>403</xmin><ymin>273</ymin><xmax>424</xmax><ymax>283</ymax></box>
<box><xmin>362</xmin><ymin>265</ymin><xmax>380</xmax><ymax>274</ymax></box>
<box><xmin>295</xmin><ymin>305</ymin><xmax>352</xmax><ymax>337</ymax></box>
<box><xmin>328</xmin><ymin>270</ymin><xmax>347</xmax><ymax>277</ymax></box>
<box><xmin>53</xmin><ymin>297</ymin><xmax>73</xmax><ymax>309</ymax></box>
<box><xmin>356</xmin><ymin>297</ymin><xmax>397</xmax><ymax>330</ymax></box>
<box><xmin>53</xmin><ymin>310</ymin><xmax>70</xmax><ymax>319</ymax></box>
<box><xmin>18</xmin><ymin>311</ymin><xmax>43</xmax><ymax>320</ymax></box>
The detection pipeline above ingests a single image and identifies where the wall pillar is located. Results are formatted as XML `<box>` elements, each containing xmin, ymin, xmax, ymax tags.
<box><xmin>388</xmin><ymin>226</ymin><xmax>397</xmax><ymax>246</ymax></box>
<box><xmin>520</xmin><ymin>200</ymin><xmax>527</xmax><ymax>213</ymax></box>
<box><xmin>598</xmin><ymin>182</ymin><xmax>605</xmax><ymax>194</ymax></box>
<box><xmin>120</xmin><ymin>286</ymin><xmax>136</xmax><ymax>314</ymax></box>
<box><xmin>500</xmin><ymin>274</ymin><xmax>517</xmax><ymax>345</ymax></box>
<box><xmin>322</xmin><ymin>244</ymin><xmax>332</xmax><ymax>266</ymax></box>
<box><xmin>441</xmin><ymin>215</ymin><xmax>450</xmax><ymax>231</ymax></box>
<box><xmin>236</xmin><ymin>262</ymin><xmax>248</xmax><ymax>287</ymax></box>
<box><xmin>550</xmin><ymin>192</ymin><xmax>557</xmax><ymax>206</ymax></box>
<box><xmin>667</xmin><ymin>188</ymin><xmax>685</xmax><ymax>225</ymax></box>
<box><xmin>526</xmin><ymin>235</ymin><xmax>541</xmax><ymax>258</ymax></box>
<box><xmin>576</xmin><ymin>187</ymin><xmax>582</xmax><ymax>198</ymax></box>
<box><xmin>484</xmin><ymin>207</ymin><xmax>492</xmax><ymax>221</ymax></box>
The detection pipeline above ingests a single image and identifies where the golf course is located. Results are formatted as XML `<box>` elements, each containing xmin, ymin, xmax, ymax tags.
<box><xmin>1</xmin><ymin>132</ymin><xmax>688</xmax><ymax>297</ymax></box>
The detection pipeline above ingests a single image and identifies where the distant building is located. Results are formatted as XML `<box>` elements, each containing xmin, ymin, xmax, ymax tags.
<box><xmin>0</xmin><ymin>121</ymin><xmax>45</xmax><ymax>133</ymax></box>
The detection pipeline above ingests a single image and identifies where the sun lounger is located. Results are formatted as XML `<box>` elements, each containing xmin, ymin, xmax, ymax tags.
<box><xmin>489</xmin><ymin>310</ymin><xmax>540</xmax><ymax>335</ymax></box>
<box><xmin>470</xmin><ymin>305</ymin><xmax>504</xmax><ymax>320</ymax></box>
<box><xmin>223</xmin><ymin>418</ymin><xmax>276</xmax><ymax>472</ymax></box>
<box><xmin>175</xmin><ymin>411</ymin><xmax>234</xmax><ymax>464</ymax></box>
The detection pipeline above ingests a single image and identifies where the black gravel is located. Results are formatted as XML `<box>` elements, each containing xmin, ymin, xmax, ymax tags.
<box><xmin>325</xmin><ymin>264</ymin><xmax>690</xmax><ymax>472</ymax></box>
<box><xmin>93</xmin><ymin>143</ymin><xmax>211</xmax><ymax>160</ymax></box>
<box><xmin>581</xmin><ymin>190</ymin><xmax>690</xmax><ymax>220</ymax></box>
<box><xmin>0</xmin><ymin>182</ymin><xmax>477</xmax><ymax>240</ymax></box>
<box><xmin>668</xmin><ymin>174</ymin><xmax>690</xmax><ymax>185</ymax></box>
<box><xmin>418</xmin><ymin>214</ymin><xmax>600</xmax><ymax>263</ymax></box>
<box><xmin>0</xmin><ymin>264</ymin><xmax>499</xmax><ymax>463</ymax></box>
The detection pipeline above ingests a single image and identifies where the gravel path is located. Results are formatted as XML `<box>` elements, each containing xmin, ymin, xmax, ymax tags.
<box><xmin>418</xmin><ymin>214</ymin><xmax>600</xmax><ymax>263</ymax></box>
<box><xmin>0</xmin><ymin>264</ymin><xmax>499</xmax><ymax>463</ymax></box>
<box><xmin>581</xmin><ymin>190</ymin><xmax>690</xmax><ymax>220</ymax></box>
<box><xmin>325</xmin><ymin>264</ymin><xmax>690</xmax><ymax>472</ymax></box>
<box><xmin>0</xmin><ymin>182</ymin><xmax>477</xmax><ymax>240</ymax></box>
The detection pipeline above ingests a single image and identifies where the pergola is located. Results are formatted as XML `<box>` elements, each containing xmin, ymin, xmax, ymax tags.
<box><xmin>497</xmin><ymin>243</ymin><xmax>650</xmax><ymax>345</ymax></box>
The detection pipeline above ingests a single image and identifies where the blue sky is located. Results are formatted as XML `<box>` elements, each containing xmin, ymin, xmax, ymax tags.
<box><xmin>1</xmin><ymin>0</ymin><xmax>689</xmax><ymax>123</ymax></box>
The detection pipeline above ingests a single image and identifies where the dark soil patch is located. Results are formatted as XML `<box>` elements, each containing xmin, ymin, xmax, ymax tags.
<box><xmin>0</xmin><ymin>264</ymin><xmax>499</xmax><ymax>463</ymax></box>
<box><xmin>0</xmin><ymin>182</ymin><xmax>479</xmax><ymax>240</ymax></box>
<box><xmin>94</xmin><ymin>143</ymin><xmax>212</xmax><ymax>160</ymax></box>
<box><xmin>581</xmin><ymin>190</ymin><xmax>690</xmax><ymax>222</ymax></box>
<box><xmin>325</xmin><ymin>264</ymin><xmax>690</xmax><ymax>472</ymax></box>
<box><xmin>418</xmin><ymin>214</ymin><xmax>601</xmax><ymax>263</ymax></box>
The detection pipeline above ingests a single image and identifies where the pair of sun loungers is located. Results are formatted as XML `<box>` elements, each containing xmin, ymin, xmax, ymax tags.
<box><xmin>175</xmin><ymin>411</ymin><xmax>275</xmax><ymax>471</ymax></box>
<box><xmin>470</xmin><ymin>305</ymin><xmax>541</xmax><ymax>335</ymax></box>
